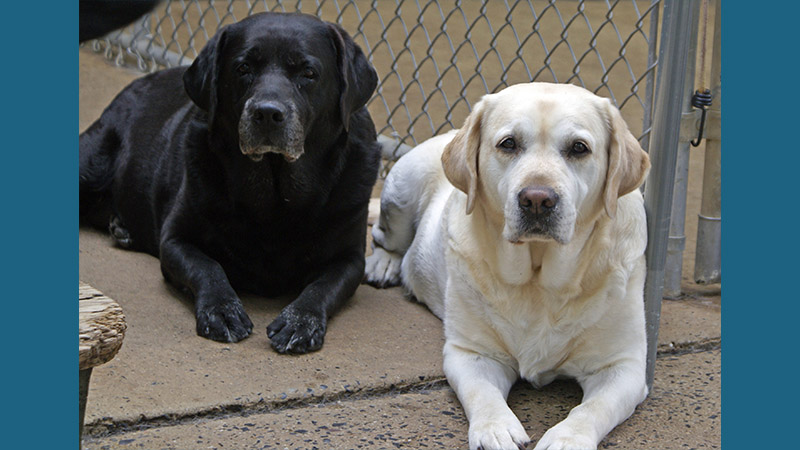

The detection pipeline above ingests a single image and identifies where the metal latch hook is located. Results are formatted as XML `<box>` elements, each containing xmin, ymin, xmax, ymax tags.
<box><xmin>690</xmin><ymin>89</ymin><xmax>713</xmax><ymax>147</ymax></box>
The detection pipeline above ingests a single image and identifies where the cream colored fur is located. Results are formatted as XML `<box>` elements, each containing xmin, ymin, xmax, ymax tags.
<box><xmin>365</xmin><ymin>82</ymin><xmax>651</xmax><ymax>450</ymax></box>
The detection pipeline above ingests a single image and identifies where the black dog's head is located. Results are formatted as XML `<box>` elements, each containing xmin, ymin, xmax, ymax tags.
<box><xmin>183</xmin><ymin>12</ymin><xmax>378</xmax><ymax>162</ymax></box>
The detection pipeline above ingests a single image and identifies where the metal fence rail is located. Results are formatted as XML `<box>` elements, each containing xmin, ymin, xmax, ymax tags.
<box><xmin>89</xmin><ymin>0</ymin><xmax>661</xmax><ymax>160</ymax></box>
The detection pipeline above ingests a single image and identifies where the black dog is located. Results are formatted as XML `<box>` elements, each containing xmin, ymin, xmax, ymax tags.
<box><xmin>79</xmin><ymin>12</ymin><xmax>381</xmax><ymax>354</ymax></box>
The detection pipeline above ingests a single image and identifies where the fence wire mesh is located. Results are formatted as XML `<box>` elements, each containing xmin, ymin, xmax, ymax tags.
<box><xmin>88</xmin><ymin>0</ymin><xmax>661</xmax><ymax>160</ymax></box>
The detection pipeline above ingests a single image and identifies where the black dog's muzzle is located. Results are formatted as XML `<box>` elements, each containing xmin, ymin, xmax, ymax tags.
<box><xmin>239</xmin><ymin>98</ymin><xmax>304</xmax><ymax>162</ymax></box>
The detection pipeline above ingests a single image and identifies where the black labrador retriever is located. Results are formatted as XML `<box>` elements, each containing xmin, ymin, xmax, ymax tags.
<box><xmin>79</xmin><ymin>12</ymin><xmax>381</xmax><ymax>354</ymax></box>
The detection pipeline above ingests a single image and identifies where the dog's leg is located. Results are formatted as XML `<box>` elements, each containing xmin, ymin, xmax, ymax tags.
<box><xmin>364</xmin><ymin>190</ymin><xmax>418</xmax><ymax>288</ymax></box>
<box><xmin>532</xmin><ymin>363</ymin><xmax>647</xmax><ymax>450</ymax></box>
<box><xmin>160</xmin><ymin>237</ymin><xmax>254</xmax><ymax>343</ymax></box>
<box><xmin>364</xmin><ymin>144</ymin><xmax>434</xmax><ymax>288</ymax></box>
<box><xmin>363</xmin><ymin>209</ymin><xmax>406</xmax><ymax>287</ymax></box>
<box><xmin>444</xmin><ymin>342</ymin><xmax>531</xmax><ymax>450</ymax></box>
<box><xmin>268</xmin><ymin>253</ymin><xmax>364</xmax><ymax>354</ymax></box>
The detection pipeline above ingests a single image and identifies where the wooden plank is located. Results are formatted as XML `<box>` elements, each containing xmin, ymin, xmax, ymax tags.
<box><xmin>79</xmin><ymin>282</ymin><xmax>127</xmax><ymax>370</ymax></box>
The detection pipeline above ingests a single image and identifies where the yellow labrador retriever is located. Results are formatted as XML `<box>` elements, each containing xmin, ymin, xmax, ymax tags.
<box><xmin>365</xmin><ymin>82</ymin><xmax>651</xmax><ymax>450</ymax></box>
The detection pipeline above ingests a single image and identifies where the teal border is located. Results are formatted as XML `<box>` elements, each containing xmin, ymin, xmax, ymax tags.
<box><xmin>722</xmin><ymin>2</ymin><xmax>796</xmax><ymax>449</ymax></box>
<box><xmin>4</xmin><ymin>3</ymin><xmax>76</xmax><ymax>448</ymax></box>
<box><xmin>8</xmin><ymin>2</ymin><xmax>794</xmax><ymax>449</ymax></box>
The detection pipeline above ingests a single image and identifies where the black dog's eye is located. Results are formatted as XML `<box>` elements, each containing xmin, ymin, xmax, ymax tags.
<box><xmin>498</xmin><ymin>137</ymin><xmax>517</xmax><ymax>152</ymax></box>
<box><xmin>236</xmin><ymin>63</ymin><xmax>251</xmax><ymax>76</ymax></box>
<box><xmin>569</xmin><ymin>141</ymin><xmax>590</xmax><ymax>157</ymax></box>
<box><xmin>302</xmin><ymin>67</ymin><xmax>318</xmax><ymax>80</ymax></box>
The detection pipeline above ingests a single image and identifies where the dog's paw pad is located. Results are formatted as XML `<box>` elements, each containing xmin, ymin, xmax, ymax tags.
<box><xmin>267</xmin><ymin>307</ymin><xmax>326</xmax><ymax>354</ymax></box>
<box><xmin>196</xmin><ymin>299</ymin><xmax>253</xmax><ymax>343</ymax></box>
<box><xmin>364</xmin><ymin>246</ymin><xmax>403</xmax><ymax>288</ymax></box>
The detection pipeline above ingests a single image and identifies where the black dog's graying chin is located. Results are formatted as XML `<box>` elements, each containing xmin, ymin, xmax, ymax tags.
<box><xmin>79</xmin><ymin>12</ymin><xmax>381</xmax><ymax>354</ymax></box>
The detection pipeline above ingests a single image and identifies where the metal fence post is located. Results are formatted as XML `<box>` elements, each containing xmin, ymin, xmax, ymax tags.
<box><xmin>643</xmin><ymin>0</ymin><xmax>697</xmax><ymax>390</ymax></box>
<box><xmin>694</xmin><ymin>0</ymin><xmax>721</xmax><ymax>285</ymax></box>
<box><xmin>663</xmin><ymin>0</ymin><xmax>701</xmax><ymax>299</ymax></box>
<box><xmin>640</xmin><ymin>0</ymin><xmax>661</xmax><ymax>154</ymax></box>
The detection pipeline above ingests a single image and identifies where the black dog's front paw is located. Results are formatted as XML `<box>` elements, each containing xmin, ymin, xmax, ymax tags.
<box><xmin>267</xmin><ymin>307</ymin><xmax>326</xmax><ymax>354</ymax></box>
<box><xmin>196</xmin><ymin>297</ymin><xmax>253</xmax><ymax>343</ymax></box>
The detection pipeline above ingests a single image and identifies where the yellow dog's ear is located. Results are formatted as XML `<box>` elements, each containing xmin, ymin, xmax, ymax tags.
<box><xmin>442</xmin><ymin>100</ymin><xmax>486</xmax><ymax>215</ymax></box>
<box><xmin>603</xmin><ymin>99</ymin><xmax>651</xmax><ymax>218</ymax></box>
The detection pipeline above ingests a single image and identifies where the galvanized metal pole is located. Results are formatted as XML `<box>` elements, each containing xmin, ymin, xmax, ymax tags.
<box><xmin>640</xmin><ymin>0</ymin><xmax>661</xmax><ymax>153</ymax></box>
<box><xmin>663</xmin><ymin>1</ymin><xmax>701</xmax><ymax>299</ymax></box>
<box><xmin>694</xmin><ymin>0</ymin><xmax>721</xmax><ymax>284</ymax></box>
<box><xmin>643</xmin><ymin>0</ymin><xmax>697</xmax><ymax>390</ymax></box>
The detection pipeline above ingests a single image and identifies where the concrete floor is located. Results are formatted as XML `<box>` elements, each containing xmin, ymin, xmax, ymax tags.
<box><xmin>79</xmin><ymin>46</ymin><xmax>720</xmax><ymax>449</ymax></box>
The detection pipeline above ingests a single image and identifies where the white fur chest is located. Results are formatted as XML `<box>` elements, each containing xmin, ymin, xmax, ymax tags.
<box><xmin>444</xmin><ymin>208</ymin><xmax>626</xmax><ymax>387</ymax></box>
<box><xmin>457</xmin><ymin>267</ymin><xmax>614</xmax><ymax>387</ymax></box>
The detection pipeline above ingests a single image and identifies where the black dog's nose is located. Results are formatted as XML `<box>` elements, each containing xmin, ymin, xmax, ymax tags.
<box><xmin>251</xmin><ymin>101</ymin><xmax>286</xmax><ymax>124</ymax></box>
<box><xmin>518</xmin><ymin>186</ymin><xmax>559</xmax><ymax>215</ymax></box>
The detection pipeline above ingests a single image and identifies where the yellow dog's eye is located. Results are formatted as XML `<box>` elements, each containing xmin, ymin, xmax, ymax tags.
<box><xmin>498</xmin><ymin>137</ymin><xmax>517</xmax><ymax>152</ymax></box>
<box><xmin>570</xmin><ymin>141</ymin><xmax>590</xmax><ymax>156</ymax></box>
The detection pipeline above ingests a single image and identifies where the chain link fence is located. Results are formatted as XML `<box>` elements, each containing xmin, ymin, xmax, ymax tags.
<box><xmin>88</xmin><ymin>0</ymin><xmax>661</xmax><ymax>162</ymax></box>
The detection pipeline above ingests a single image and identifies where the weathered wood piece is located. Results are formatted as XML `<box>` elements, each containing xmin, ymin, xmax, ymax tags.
<box><xmin>79</xmin><ymin>282</ymin><xmax>127</xmax><ymax>370</ymax></box>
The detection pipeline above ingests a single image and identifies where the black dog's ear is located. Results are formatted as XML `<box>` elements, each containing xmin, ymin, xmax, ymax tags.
<box><xmin>183</xmin><ymin>26</ymin><xmax>229</xmax><ymax>113</ymax></box>
<box><xmin>327</xmin><ymin>23</ymin><xmax>378</xmax><ymax>132</ymax></box>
